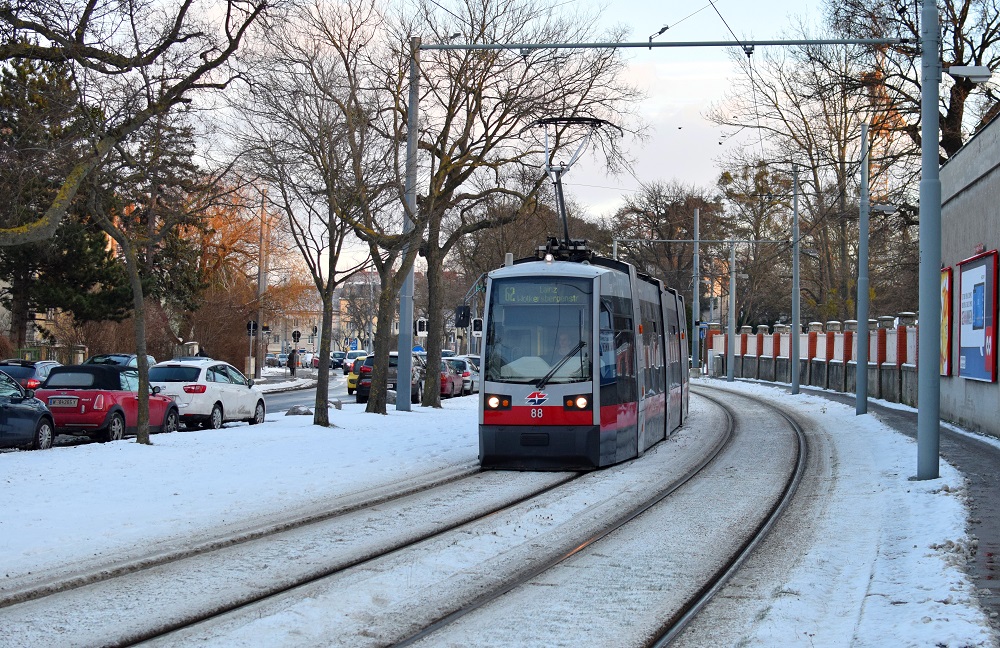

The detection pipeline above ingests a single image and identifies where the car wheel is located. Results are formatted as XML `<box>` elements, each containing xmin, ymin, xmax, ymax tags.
<box><xmin>103</xmin><ymin>412</ymin><xmax>125</xmax><ymax>442</ymax></box>
<box><xmin>33</xmin><ymin>418</ymin><xmax>54</xmax><ymax>450</ymax></box>
<box><xmin>163</xmin><ymin>409</ymin><xmax>180</xmax><ymax>434</ymax></box>
<box><xmin>356</xmin><ymin>394</ymin><xmax>367</xmax><ymax>404</ymax></box>
<box><xmin>249</xmin><ymin>400</ymin><xmax>265</xmax><ymax>425</ymax></box>
<box><xmin>204</xmin><ymin>404</ymin><xmax>223</xmax><ymax>430</ymax></box>
<box><xmin>348</xmin><ymin>386</ymin><xmax>354</xmax><ymax>395</ymax></box>
<box><xmin>411</xmin><ymin>382</ymin><xmax>422</xmax><ymax>405</ymax></box>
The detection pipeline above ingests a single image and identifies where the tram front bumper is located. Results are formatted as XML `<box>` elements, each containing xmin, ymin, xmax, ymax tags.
<box><xmin>478</xmin><ymin>424</ymin><xmax>606</xmax><ymax>470</ymax></box>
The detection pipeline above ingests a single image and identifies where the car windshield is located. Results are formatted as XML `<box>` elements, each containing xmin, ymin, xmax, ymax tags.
<box><xmin>484</xmin><ymin>277</ymin><xmax>593</xmax><ymax>385</ymax></box>
<box><xmin>149</xmin><ymin>366</ymin><xmax>201</xmax><ymax>382</ymax></box>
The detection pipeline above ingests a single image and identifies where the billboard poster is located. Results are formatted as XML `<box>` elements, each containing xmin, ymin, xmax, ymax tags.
<box><xmin>958</xmin><ymin>251</ymin><xmax>997</xmax><ymax>382</ymax></box>
<box><xmin>942</xmin><ymin>267</ymin><xmax>952</xmax><ymax>376</ymax></box>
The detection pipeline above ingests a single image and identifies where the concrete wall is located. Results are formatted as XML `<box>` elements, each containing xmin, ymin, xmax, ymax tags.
<box><xmin>941</xmin><ymin>115</ymin><xmax>1000</xmax><ymax>436</ymax></box>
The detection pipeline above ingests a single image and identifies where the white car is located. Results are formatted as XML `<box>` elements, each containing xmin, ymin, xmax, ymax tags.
<box><xmin>449</xmin><ymin>356</ymin><xmax>481</xmax><ymax>395</ymax></box>
<box><xmin>149</xmin><ymin>358</ymin><xmax>266</xmax><ymax>429</ymax></box>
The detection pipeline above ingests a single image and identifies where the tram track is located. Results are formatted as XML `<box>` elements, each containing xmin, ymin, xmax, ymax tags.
<box><xmin>647</xmin><ymin>386</ymin><xmax>809</xmax><ymax>646</ymax></box>
<box><xmin>0</xmin><ymin>460</ymin><xmax>483</xmax><ymax>609</ymax></box>
<box><xmin>2</xmin><ymin>388</ymin><xmax>805</xmax><ymax>647</ymax></box>
<box><xmin>134</xmin><ymin>392</ymin><xmax>736</xmax><ymax>647</ymax></box>
<box><xmin>401</xmin><ymin>386</ymin><xmax>807</xmax><ymax>647</ymax></box>
<box><xmin>1</xmin><ymin>465</ymin><xmax>583</xmax><ymax>647</ymax></box>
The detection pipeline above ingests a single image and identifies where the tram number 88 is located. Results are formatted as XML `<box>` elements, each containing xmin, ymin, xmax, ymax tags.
<box><xmin>530</xmin><ymin>408</ymin><xmax>543</xmax><ymax>418</ymax></box>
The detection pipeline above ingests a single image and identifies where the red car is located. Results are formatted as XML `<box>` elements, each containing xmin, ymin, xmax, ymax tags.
<box><xmin>438</xmin><ymin>360</ymin><xmax>463</xmax><ymax>398</ymax></box>
<box><xmin>36</xmin><ymin>365</ymin><xmax>180</xmax><ymax>442</ymax></box>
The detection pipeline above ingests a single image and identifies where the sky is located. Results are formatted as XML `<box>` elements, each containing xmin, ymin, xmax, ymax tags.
<box><xmin>0</xmin><ymin>374</ymin><xmax>995</xmax><ymax>646</ymax></box>
<box><xmin>565</xmin><ymin>0</ymin><xmax>822</xmax><ymax>216</ymax></box>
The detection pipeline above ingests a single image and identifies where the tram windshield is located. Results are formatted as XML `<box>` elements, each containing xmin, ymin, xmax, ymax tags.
<box><xmin>484</xmin><ymin>276</ymin><xmax>593</xmax><ymax>384</ymax></box>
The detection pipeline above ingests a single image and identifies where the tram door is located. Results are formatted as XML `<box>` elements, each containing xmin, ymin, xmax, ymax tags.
<box><xmin>664</xmin><ymin>290</ymin><xmax>683</xmax><ymax>431</ymax></box>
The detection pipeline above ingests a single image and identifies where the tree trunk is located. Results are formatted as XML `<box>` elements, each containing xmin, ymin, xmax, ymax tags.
<box><xmin>364</xmin><ymin>269</ymin><xmax>398</xmax><ymax>415</ymax></box>
<box><xmin>124</xmin><ymin>245</ymin><xmax>152</xmax><ymax>445</ymax></box>
<box><xmin>312</xmin><ymin>289</ymin><xmax>334</xmax><ymax>426</ymax></box>
<box><xmin>9</xmin><ymin>271</ymin><xmax>31</xmax><ymax>348</ymax></box>
<box><xmin>421</xmin><ymin>222</ymin><xmax>444</xmax><ymax>408</ymax></box>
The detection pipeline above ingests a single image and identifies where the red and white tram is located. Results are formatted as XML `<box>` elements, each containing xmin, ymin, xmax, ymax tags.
<box><xmin>479</xmin><ymin>241</ymin><xmax>689</xmax><ymax>470</ymax></box>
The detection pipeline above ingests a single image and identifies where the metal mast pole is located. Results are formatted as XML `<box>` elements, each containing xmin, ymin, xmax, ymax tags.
<box><xmin>396</xmin><ymin>36</ymin><xmax>420</xmax><ymax>412</ymax></box>
<box><xmin>917</xmin><ymin>0</ymin><xmax>941</xmax><ymax>478</ymax></box>
<box><xmin>857</xmin><ymin>124</ymin><xmax>870</xmax><ymax>414</ymax></box>
<box><xmin>791</xmin><ymin>164</ymin><xmax>801</xmax><ymax>394</ymax></box>
<box><xmin>692</xmin><ymin>208</ymin><xmax>700</xmax><ymax>373</ymax></box>
<box><xmin>727</xmin><ymin>241</ymin><xmax>736</xmax><ymax>382</ymax></box>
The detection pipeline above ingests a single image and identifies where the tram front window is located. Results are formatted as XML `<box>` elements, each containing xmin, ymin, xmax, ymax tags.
<box><xmin>485</xmin><ymin>278</ymin><xmax>593</xmax><ymax>384</ymax></box>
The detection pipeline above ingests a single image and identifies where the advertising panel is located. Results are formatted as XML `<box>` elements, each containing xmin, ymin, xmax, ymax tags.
<box><xmin>942</xmin><ymin>267</ymin><xmax>952</xmax><ymax>376</ymax></box>
<box><xmin>958</xmin><ymin>251</ymin><xmax>997</xmax><ymax>382</ymax></box>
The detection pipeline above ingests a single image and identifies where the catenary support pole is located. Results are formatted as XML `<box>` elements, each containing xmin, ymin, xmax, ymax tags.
<box><xmin>692</xmin><ymin>208</ymin><xmax>700</xmax><ymax>372</ymax></box>
<box><xmin>917</xmin><ymin>0</ymin><xmax>941</xmax><ymax>478</ymax></box>
<box><xmin>727</xmin><ymin>241</ymin><xmax>736</xmax><ymax>382</ymax></box>
<box><xmin>791</xmin><ymin>164</ymin><xmax>800</xmax><ymax>394</ymax></box>
<box><xmin>857</xmin><ymin>124</ymin><xmax>870</xmax><ymax>414</ymax></box>
<box><xmin>397</xmin><ymin>37</ymin><xmax>420</xmax><ymax>412</ymax></box>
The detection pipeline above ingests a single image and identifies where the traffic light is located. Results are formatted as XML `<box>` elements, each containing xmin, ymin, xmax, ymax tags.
<box><xmin>292</xmin><ymin>330</ymin><xmax>301</xmax><ymax>343</ymax></box>
<box><xmin>416</xmin><ymin>318</ymin><xmax>428</xmax><ymax>337</ymax></box>
<box><xmin>455</xmin><ymin>305</ymin><xmax>471</xmax><ymax>328</ymax></box>
<box><xmin>246</xmin><ymin>320</ymin><xmax>258</xmax><ymax>336</ymax></box>
<box><xmin>471</xmin><ymin>317</ymin><xmax>483</xmax><ymax>337</ymax></box>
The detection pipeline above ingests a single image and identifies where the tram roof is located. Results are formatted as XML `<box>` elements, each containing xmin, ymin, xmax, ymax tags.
<box><xmin>488</xmin><ymin>258</ymin><xmax>622</xmax><ymax>281</ymax></box>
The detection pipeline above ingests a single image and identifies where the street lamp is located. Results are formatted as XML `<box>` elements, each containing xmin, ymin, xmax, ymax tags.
<box><xmin>918</xmin><ymin>0</ymin><xmax>994</xmax><ymax>477</ymax></box>
<box><xmin>946</xmin><ymin>65</ymin><xmax>993</xmax><ymax>83</ymax></box>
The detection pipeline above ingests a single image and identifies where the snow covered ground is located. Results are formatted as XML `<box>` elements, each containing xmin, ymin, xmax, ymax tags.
<box><xmin>0</xmin><ymin>376</ymin><xmax>996</xmax><ymax>646</ymax></box>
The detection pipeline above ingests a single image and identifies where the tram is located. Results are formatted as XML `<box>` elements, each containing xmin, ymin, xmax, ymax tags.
<box><xmin>479</xmin><ymin>238</ymin><xmax>689</xmax><ymax>470</ymax></box>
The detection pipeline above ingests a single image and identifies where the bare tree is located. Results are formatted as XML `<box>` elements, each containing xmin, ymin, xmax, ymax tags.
<box><xmin>233</xmin><ymin>0</ymin><xmax>393</xmax><ymax>424</ymax></box>
<box><xmin>383</xmin><ymin>0</ymin><xmax>646</xmax><ymax>407</ymax></box>
<box><xmin>828</xmin><ymin>0</ymin><xmax>1000</xmax><ymax>159</ymax></box>
<box><xmin>0</xmin><ymin>0</ymin><xmax>270</xmax><ymax>246</ymax></box>
<box><xmin>609</xmin><ymin>180</ymin><xmax>726</xmax><ymax>310</ymax></box>
<box><xmin>709</xmin><ymin>37</ymin><xmax>918</xmax><ymax>322</ymax></box>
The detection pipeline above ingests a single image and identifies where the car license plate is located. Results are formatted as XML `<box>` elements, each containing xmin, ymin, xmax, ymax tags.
<box><xmin>48</xmin><ymin>397</ymin><xmax>78</xmax><ymax>407</ymax></box>
<box><xmin>388</xmin><ymin>383</ymin><xmax>395</xmax><ymax>390</ymax></box>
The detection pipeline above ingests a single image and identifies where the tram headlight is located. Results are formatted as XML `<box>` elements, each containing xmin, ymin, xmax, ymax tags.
<box><xmin>485</xmin><ymin>393</ymin><xmax>511</xmax><ymax>410</ymax></box>
<box><xmin>563</xmin><ymin>394</ymin><xmax>592</xmax><ymax>411</ymax></box>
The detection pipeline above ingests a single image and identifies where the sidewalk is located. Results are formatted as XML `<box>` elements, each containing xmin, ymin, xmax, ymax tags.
<box><xmin>714</xmin><ymin>377</ymin><xmax>1000</xmax><ymax>631</ymax></box>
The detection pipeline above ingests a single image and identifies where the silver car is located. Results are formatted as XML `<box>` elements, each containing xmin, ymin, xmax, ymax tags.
<box><xmin>448</xmin><ymin>356</ymin><xmax>480</xmax><ymax>395</ymax></box>
<box><xmin>149</xmin><ymin>359</ymin><xmax>266</xmax><ymax>429</ymax></box>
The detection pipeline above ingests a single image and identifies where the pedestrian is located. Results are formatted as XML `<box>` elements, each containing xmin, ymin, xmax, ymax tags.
<box><xmin>287</xmin><ymin>349</ymin><xmax>297</xmax><ymax>377</ymax></box>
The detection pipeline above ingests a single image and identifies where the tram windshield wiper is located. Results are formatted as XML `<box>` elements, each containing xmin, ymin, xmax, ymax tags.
<box><xmin>536</xmin><ymin>341</ymin><xmax>586</xmax><ymax>390</ymax></box>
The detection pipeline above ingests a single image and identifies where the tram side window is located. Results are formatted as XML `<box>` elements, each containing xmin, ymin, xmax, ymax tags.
<box><xmin>599</xmin><ymin>296</ymin><xmax>637</xmax><ymax>406</ymax></box>
<box><xmin>599</xmin><ymin>304</ymin><xmax>616</xmax><ymax>385</ymax></box>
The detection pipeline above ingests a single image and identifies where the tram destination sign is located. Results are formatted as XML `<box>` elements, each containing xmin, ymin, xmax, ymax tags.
<box><xmin>501</xmin><ymin>283</ymin><xmax>584</xmax><ymax>305</ymax></box>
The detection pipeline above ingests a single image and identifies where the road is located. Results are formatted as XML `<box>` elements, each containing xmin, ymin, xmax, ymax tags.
<box><xmin>262</xmin><ymin>371</ymin><xmax>349</xmax><ymax>413</ymax></box>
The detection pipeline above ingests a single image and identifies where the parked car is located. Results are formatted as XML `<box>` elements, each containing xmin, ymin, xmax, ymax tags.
<box><xmin>36</xmin><ymin>365</ymin><xmax>179</xmax><ymax>442</ymax></box>
<box><xmin>355</xmin><ymin>352</ymin><xmax>427</xmax><ymax>404</ymax></box>
<box><xmin>265</xmin><ymin>353</ymin><xmax>279</xmax><ymax>367</ymax></box>
<box><xmin>0</xmin><ymin>370</ymin><xmax>55</xmax><ymax>450</ymax></box>
<box><xmin>84</xmin><ymin>353</ymin><xmax>157</xmax><ymax>368</ymax></box>
<box><xmin>276</xmin><ymin>353</ymin><xmax>288</xmax><ymax>368</ymax></box>
<box><xmin>347</xmin><ymin>355</ymin><xmax>367</xmax><ymax>395</ymax></box>
<box><xmin>330</xmin><ymin>351</ymin><xmax>347</xmax><ymax>370</ymax></box>
<box><xmin>343</xmin><ymin>350</ymin><xmax>367</xmax><ymax>375</ymax></box>
<box><xmin>447</xmin><ymin>357</ymin><xmax>479</xmax><ymax>395</ymax></box>
<box><xmin>438</xmin><ymin>360</ymin><xmax>464</xmax><ymax>398</ymax></box>
<box><xmin>0</xmin><ymin>359</ymin><xmax>61</xmax><ymax>390</ymax></box>
<box><xmin>148</xmin><ymin>358</ymin><xmax>266</xmax><ymax>429</ymax></box>
<box><xmin>441</xmin><ymin>350</ymin><xmax>457</xmax><ymax>358</ymax></box>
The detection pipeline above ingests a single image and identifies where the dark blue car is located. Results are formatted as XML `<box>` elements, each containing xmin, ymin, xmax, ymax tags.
<box><xmin>0</xmin><ymin>370</ymin><xmax>55</xmax><ymax>451</ymax></box>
